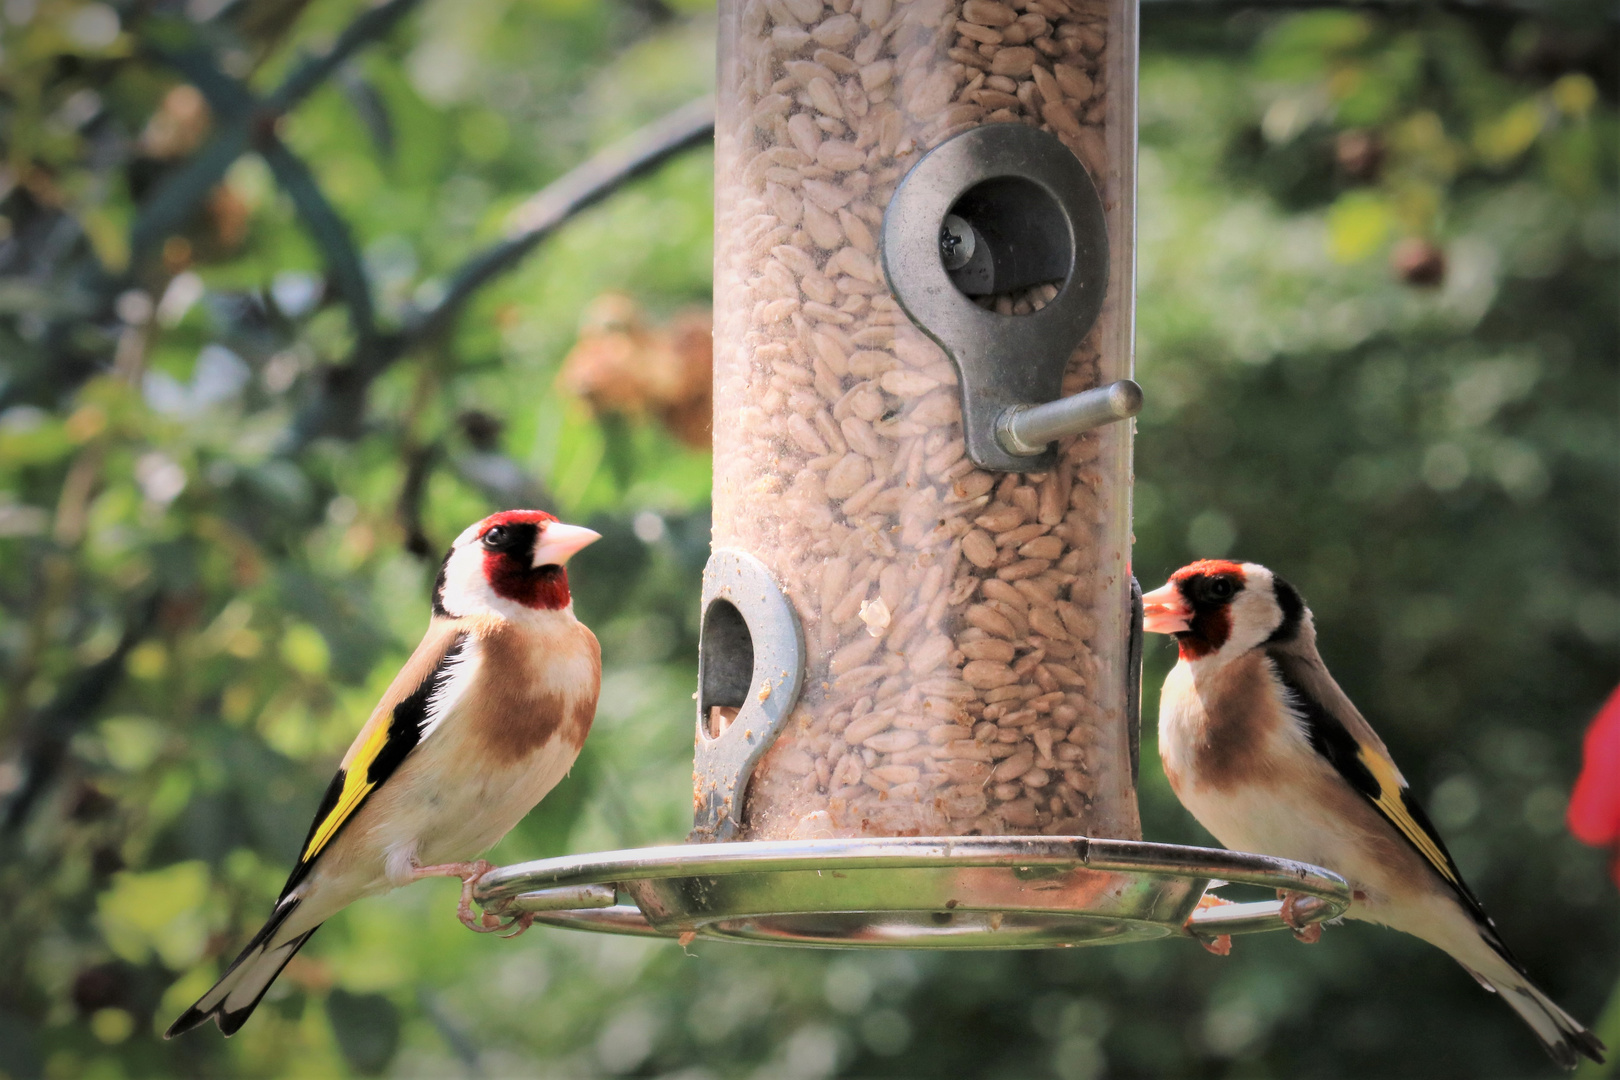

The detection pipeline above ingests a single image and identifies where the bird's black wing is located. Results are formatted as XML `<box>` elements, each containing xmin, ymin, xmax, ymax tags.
<box><xmin>1267</xmin><ymin>648</ymin><xmax>1511</xmax><ymax>950</ymax></box>
<box><xmin>278</xmin><ymin>629</ymin><xmax>468</xmax><ymax>898</ymax></box>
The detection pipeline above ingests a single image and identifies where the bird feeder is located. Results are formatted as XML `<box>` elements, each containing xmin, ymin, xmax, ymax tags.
<box><xmin>475</xmin><ymin>0</ymin><xmax>1349</xmax><ymax>948</ymax></box>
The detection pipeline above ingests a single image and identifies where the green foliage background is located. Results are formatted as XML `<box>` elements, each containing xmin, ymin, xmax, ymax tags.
<box><xmin>0</xmin><ymin>1</ymin><xmax>1614</xmax><ymax>1077</ymax></box>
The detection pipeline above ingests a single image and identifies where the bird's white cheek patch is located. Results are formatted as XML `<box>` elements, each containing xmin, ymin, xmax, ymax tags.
<box><xmin>439</xmin><ymin>547</ymin><xmax>498</xmax><ymax>615</ymax></box>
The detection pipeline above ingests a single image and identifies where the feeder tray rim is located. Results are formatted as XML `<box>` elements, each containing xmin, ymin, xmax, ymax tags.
<box><xmin>473</xmin><ymin>836</ymin><xmax>1350</xmax><ymax>949</ymax></box>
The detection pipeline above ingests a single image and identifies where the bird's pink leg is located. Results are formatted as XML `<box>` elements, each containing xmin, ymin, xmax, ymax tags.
<box><xmin>1278</xmin><ymin>890</ymin><xmax>1324</xmax><ymax>944</ymax></box>
<box><xmin>1187</xmin><ymin>893</ymin><xmax>1236</xmax><ymax>956</ymax></box>
<box><xmin>409</xmin><ymin>859</ymin><xmax>505</xmax><ymax>933</ymax></box>
<box><xmin>497</xmin><ymin>912</ymin><xmax>537</xmax><ymax>939</ymax></box>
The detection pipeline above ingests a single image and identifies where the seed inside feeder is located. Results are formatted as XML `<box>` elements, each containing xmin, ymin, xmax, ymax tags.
<box><xmin>713</xmin><ymin>0</ymin><xmax>1139</xmax><ymax>841</ymax></box>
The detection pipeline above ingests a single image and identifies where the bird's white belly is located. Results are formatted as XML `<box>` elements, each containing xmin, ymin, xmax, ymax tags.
<box><xmin>389</xmin><ymin>732</ymin><xmax>581</xmax><ymax>873</ymax></box>
<box><xmin>1179</xmin><ymin>779</ymin><xmax>1339</xmax><ymax>872</ymax></box>
<box><xmin>1176</xmin><ymin>775</ymin><xmax>1408</xmax><ymax>912</ymax></box>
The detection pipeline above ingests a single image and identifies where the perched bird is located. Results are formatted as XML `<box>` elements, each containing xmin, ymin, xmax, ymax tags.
<box><xmin>166</xmin><ymin>510</ymin><xmax>602</xmax><ymax>1038</ymax></box>
<box><xmin>1143</xmin><ymin>559</ymin><xmax>1603</xmax><ymax>1069</ymax></box>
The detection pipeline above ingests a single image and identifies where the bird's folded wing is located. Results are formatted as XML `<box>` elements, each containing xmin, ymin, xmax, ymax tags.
<box><xmin>278</xmin><ymin>623</ymin><xmax>471</xmax><ymax>898</ymax></box>
<box><xmin>1267</xmin><ymin>647</ymin><xmax>1497</xmax><ymax>928</ymax></box>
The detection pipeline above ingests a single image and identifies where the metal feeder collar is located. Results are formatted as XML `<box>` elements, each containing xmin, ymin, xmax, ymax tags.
<box><xmin>469</xmin><ymin>2</ymin><xmax>1352</xmax><ymax>950</ymax></box>
<box><xmin>473</xmin><ymin>837</ymin><xmax>1349</xmax><ymax>950</ymax></box>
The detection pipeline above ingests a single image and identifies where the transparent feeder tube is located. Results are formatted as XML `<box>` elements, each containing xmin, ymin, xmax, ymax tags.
<box><xmin>711</xmin><ymin>0</ymin><xmax>1139</xmax><ymax>840</ymax></box>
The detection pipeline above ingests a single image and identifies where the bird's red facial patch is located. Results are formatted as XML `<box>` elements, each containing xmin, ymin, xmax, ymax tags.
<box><xmin>485</xmin><ymin>557</ymin><xmax>571</xmax><ymax>610</ymax></box>
<box><xmin>1168</xmin><ymin>560</ymin><xmax>1248</xmax><ymax>660</ymax></box>
<box><xmin>476</xmin><ymin>512</ymin><xmax>571</xmax><ymax>611</ymax></box>
<box><xmin>1171</xmin><ymin>559</ymin><xmax>1246</xmax><ymax>585</ymax></box>
<box><xmin>476</xmin><ymin>509</ymin><xmax>557</xmax><ymax>536</ymax></box>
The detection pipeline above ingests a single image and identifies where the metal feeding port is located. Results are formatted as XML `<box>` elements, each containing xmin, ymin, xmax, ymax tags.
<box><xmin>467</xmin><ymin>0</ymin><xmax>1355</xmax><ymax>955</ymax></box>
<box><xmin>880</xmin><ymin>123</ymin><xmax>1144</xmax><ymax>473</ymax></box>
<box><xmin>690</xmin><ymin>549</ymin><xmax>806</xmax><ymax>843</ymax></box>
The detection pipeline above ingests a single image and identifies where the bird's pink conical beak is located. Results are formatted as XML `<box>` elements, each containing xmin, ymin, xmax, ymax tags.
<box><xmin>1142</xmin><ymin>582</ymin><xmax>1193</xmax><ymax>634</ymax></box>
<box><xmin>532</xmin><ymin>523</ymin><xmax>601</xmax><ymax>568</ymax></box>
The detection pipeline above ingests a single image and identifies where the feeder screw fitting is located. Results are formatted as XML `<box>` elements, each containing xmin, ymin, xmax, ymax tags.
<box><xmin>997</xmin><ymin>379</ymin><xmax>1144</xmax><ymax>457</ymax></box>
<box><xmin>939</xmin><ymin>214</ymin><xmax>976</xmax><ymax>271</ymax></box>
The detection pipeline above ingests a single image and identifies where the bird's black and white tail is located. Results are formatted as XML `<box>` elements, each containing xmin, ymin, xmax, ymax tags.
<box><xmin>1479</xmin><ymin>969</ymin><xmax>1607</xmax><ymax>1071</ymax></box>
<box><xmin>164</xmin><ymin>898</ymin><xmax>318</xmax><ymax>1039</ymax></box>
<box><xmin>1456</xmin><ymin>931</ymin><xmax>1606</xmax><ymax>1071</ymax></box>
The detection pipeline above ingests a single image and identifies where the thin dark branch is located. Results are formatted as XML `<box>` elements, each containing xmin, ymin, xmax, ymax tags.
<box><xmin>128</xmin><ymin>127</ymin><xmax>255</xmax><ymax>264</ymax></box>
<box><xmin>413</xmin><ymin>96</ymin><xmax>716</xmax><ymax>346</ymax></box>
<box><xmin>129</xmin><ymin>0</ymin><xmax>421</xmax><ymax>279</ymax></box>
<box><xmin>138</xmin><ymin>40</ymin><xmax>379</xmax><ymax>340</ymax></box>
<box><xmin>280</xmin><ymin>97</ymin><xmax>716</xmax><ymax>452</ymax></box>
<box><xmin>396</xmin><ymin>439</ymin><xmax>441</xmax><ymax>560</ymax></box>
<box><xmin>1</xmin><ymin>595</ymin><xmax>163</xmax><ymax>834</ymax></box>
<box><xmin>265</xmin><ymin>0</ymin><xmax>425</xmax><ymax>111</ymax></box>
<box><xmin>260</xmin><ymin>136</ymin><xmax>377</xmax><ymax>337</ymax></box>
<box><xmin>264</xmin><ymin>0</ymin><xmax>424</xmax><ymax>110</ymax></box>
<box><xmin>148</xmin><ymin>43</ymin><xmax>258</xmax><ymax>116</ymax></box>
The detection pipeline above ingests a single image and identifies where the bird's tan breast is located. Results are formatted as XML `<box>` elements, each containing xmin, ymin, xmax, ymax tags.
<box><xmin>465</xmin><ymin>617</ymin><xmax>600</xmax><ymax>765</ymax></box>
<box><xmin>1160</xmin><ymin>651</ymin><xmax>1291</xmax><ymax>793</ymax></box>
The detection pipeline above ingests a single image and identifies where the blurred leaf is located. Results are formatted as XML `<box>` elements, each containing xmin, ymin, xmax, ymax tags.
<box><xmin>96</xmin><ymin>861</ymin><xmax>211</xmax><ymax>968</ymax></box>
<box><xmin>1326</xmin><ymin>189</ymin><xmax>1394</xmax><ymax>262</ymax></box>
<box><xmin>326</xmin><ymin>988</ymin><xmax>402</xmax><ymax>1076</ymax></box>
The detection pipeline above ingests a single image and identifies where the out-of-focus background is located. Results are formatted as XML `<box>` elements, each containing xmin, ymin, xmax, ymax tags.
<box><xmin>0</xmin><ymin>0</ymin><xmax>1615</xmax><ymax>1076</ymax></box>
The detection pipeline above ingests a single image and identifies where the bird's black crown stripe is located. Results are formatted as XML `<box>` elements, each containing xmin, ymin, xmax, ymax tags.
<box><xmin>1265</xmin><ymin>575</ymin><xmax>1305</xmax><ymax>644</ymax></box>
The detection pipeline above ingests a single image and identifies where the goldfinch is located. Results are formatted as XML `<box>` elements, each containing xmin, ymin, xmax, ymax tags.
<box><xmin>1143</xmin><ymin>559</ymin><xmax>1604</xmax><ymax>1069</ymax></box>
<box><xmin>166</xmin><ymin>511</ymin><xmax>602</xmax><ymax>1038</ymax></box>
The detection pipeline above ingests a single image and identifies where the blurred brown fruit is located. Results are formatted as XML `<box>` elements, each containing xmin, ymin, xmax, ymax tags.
<box><xmin>140</xmin><ymin>86</ymin><xmax>212</xmax><ymax>161</ymax></box>
<box><xmin>1336</xmin><ymin>129</ymin><xmax>1384</xmax><ymax>182</ymax></box>
<box><xmin>207</xmin><ymin>185</ymin><xmax>251</xmax><ymax>251</ymax></box>
<box><xmin>1391</xmin><ymin>237</ymin><xmax>1446</xmax><ymax>287</ymax></box>
<box><xmin>559</xmin><ymin>293</ymin><xmax>712</xmax><ymax>449</ymax></box>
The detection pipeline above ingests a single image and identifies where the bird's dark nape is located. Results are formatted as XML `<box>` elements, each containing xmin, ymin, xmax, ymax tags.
<box><xmin>1265</xmin><ymin>574</ymin><xmax>1305</xmax><ymax>644</ymax></box>
<box><xmin>431</xmin><ymin>547</ymin><xmax>454</xmax><ymax>615</ymax></box>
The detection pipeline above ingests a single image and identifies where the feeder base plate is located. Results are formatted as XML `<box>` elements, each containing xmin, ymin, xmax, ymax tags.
<box><xmin>473</xmin><ymin>837</ymin><xmax>1348</xmax><ymax>950</ymax></box>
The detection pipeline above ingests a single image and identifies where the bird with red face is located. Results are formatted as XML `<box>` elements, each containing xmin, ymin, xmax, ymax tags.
<box><xmin>167</xmin><ymin>510</ymin><xmax>602</xmax><ymax>1039</ymax></box>
<box><xmin>1143</xmin><ymin>559</ymin><xmax>1603</xmax><ymax>1069</ymax></box>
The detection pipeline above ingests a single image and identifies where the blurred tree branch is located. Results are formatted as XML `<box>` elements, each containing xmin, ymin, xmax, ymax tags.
<box><xmin>140</xmin><ymin>29</ymin><xmax>392</xmax><ymax>341</ymax></box>
<box><xmin>1</xmin><ymin>594</ymin><xmax>163</xmax><ymax>835</ymax></box>
<box><xmin>282</xmin><ymin>96</ymin><xmax>716</xmax><ymax>450</ymax></box>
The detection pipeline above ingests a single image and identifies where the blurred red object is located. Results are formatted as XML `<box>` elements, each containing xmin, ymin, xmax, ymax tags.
<box><xmin>1568</xmin><ymin>685</ymin><xmax>1620</xmax><ymax>887</ymax></box>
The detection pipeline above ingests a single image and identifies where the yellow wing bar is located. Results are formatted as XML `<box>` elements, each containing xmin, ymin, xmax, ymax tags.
<box><xmin>1357</xmin><ymin>746</ymin><xmax>1460</xmax><ymax>888</ymax></box>
<box><xmin>301</xmin><ymin>722</ymin><xmax>392</xmax><ymax>864</ymax></box>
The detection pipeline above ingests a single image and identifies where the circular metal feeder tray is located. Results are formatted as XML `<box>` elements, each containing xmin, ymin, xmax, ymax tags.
<box><xmin>474</xmin><ymin>837</ymin><xmax>1349</xmax><ymax>949</ymax></box>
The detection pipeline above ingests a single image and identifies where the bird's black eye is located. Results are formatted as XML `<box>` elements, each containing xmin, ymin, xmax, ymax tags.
<box><xmin>1206</xmin><ymin>577</ymin><xmax>1236</xmax><ymax>601</ymax></box>
<box><xmin>481</xmin><ymin>526</ymin><xmax>509</xmax><ymax>550</ymax></box>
